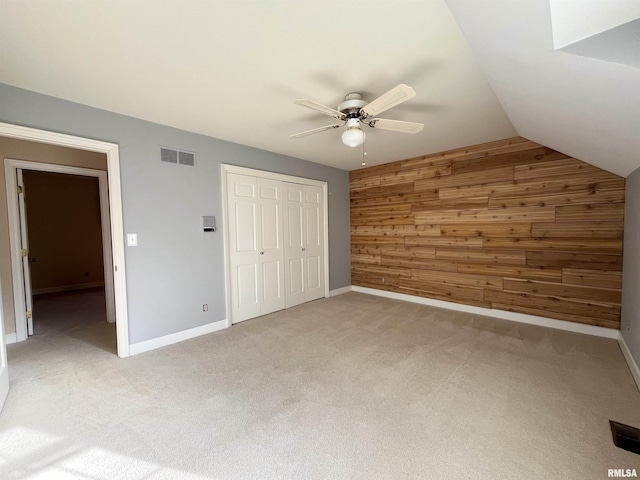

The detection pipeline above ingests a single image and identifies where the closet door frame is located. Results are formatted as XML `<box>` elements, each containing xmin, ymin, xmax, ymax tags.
<box><xmin>221</xmin><ymin>164</ymin><xmax>329</xmax><ymax>326</ymax></box>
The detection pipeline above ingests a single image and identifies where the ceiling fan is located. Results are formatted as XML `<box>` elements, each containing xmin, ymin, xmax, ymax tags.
<box><xmin>290</xmin><ymin>84</ymin><xmax>424</xmax><ymax>148</ymax></box>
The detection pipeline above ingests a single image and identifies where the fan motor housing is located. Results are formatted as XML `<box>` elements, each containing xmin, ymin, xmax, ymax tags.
<box><xmin>338</xmin><ymin>93</ymin><xmax>367</xmax><ymax>118</ymax></box>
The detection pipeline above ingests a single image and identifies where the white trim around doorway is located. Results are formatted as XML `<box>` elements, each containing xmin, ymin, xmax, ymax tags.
<box><xmin>0</xmin><ymin>122</ymin><xmax>130</xmax><ymax>358</ymax></box>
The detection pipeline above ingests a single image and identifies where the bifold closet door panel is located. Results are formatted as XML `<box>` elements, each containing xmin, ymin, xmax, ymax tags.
<box><xmin>284</xmin><ymin>183</ymin><xmax>325</xmax><ymax>307</ymax></box>
<box><xmin>303</xmin><ymin>185</ymin><xmax>324</xmax><ymax>302</ymax></box>
<box><xmin>257</xmin><ymin>178</ymin><xmax>285</xmax><ymax>315</ymax></box>
<box><xmin>284</xmin><ymin>184</ymin><xmax>306</xmax><ymax>308</ymax></box>
<box><xmin>227</xmin><ymin>174</ymin><xmax>261</xmax><ymax>323</ymax></box>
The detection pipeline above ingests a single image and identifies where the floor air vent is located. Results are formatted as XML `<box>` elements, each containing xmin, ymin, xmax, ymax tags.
<box><xmin>610</xmin><ymin>420</ymin><xmax>640</xmax><ymax>455</ymax></box>
<box><xmin>160</xmin><ymin>147</ymin><xmax>195</xmax><ymax>167</ymax></box>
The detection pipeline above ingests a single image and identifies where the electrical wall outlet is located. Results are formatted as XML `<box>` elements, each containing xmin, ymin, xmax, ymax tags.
<box><xmin>203</xmin><ymin>304</ymin><xmax>208</xmax><ymax>312</ymax></box>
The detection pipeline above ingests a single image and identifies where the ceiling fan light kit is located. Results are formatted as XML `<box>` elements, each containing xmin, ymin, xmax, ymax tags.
<box><xmin>291</xmin><ymin>84</ymin><xmax>424</xmax><ymax>153</ymax></box>
<box><xmin>341</xmin><ymin>118</ymin><xmax>364</xmax><ymax>148</ymax></box>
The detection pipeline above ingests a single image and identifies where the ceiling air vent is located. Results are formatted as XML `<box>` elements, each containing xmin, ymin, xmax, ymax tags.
<box><xmin>160</xmin><ymin>147</ymin><xmax>196</xmax><ymax>167</ymax></box>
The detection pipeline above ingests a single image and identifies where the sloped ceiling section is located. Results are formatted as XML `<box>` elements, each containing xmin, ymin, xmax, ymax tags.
<box><xmin>561</xmin><ymin>19</ymin><xmax>640</xmax><ymax>69</ymax></box>
<box><xmin>446</xmin><ymin>0</ymin><xmax>640</xmax><ymax>177</ymax></box>
<box><xmin>549</xmin><ymin>0</ymin><xmax>640</xmax><ymax>49</ymax></box>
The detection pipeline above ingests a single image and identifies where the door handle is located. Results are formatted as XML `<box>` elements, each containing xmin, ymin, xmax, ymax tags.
<box><xmin>302</xmin><ymin>248</ymin><xmax>306</xmax><ymax>251</ymax></box>
<box><xmin>260</xmin><ymin>251</ymin><xmax>264</xmax><ymax>255</ymax></box>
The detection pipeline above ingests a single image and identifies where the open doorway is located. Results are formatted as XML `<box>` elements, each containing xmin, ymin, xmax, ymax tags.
<box><xmin>0</xmin><ymin>122</ymin><xmax>129</xmax><ymax>358</ymax></box>
<box><xmin>0</xmin><ymin>124</ymin><xmax>129</xmax><ymax>412</ymax></box>
<box><xmin>21</xmin><ymin>170</ymin><xmax>113</xmax><ymax>350</ymax></box>
<box><xmin>6</xmin><ymin>159</ymin><xmax>116</xmax><ymax>343</ymax></box>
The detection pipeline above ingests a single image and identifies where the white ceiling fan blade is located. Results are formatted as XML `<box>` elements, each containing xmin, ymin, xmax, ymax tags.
<box><xmin>294</xmin><ymin>99</ymin><xmax>346</xmax><ymax>120</ymax></box>
<box><xmin>290</xmin><ymin>124</ymin><xmax>342</xmax><ymax>138</ymax></box>
<box><xmin>361</xmin><ymin>84</ymin><xmax>416</xmax><ymax>118</ymax></box>
<box><xmin>369</xmin><ymin>118</ymin><xmax>424</xmax><ymax>134</ymax></box>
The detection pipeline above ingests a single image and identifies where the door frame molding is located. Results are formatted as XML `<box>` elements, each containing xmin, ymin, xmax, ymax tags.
<box><xmin>6</xmin><ymin>160</ymin><xmax>115</xmax><ymax>333</ymax></box>
<box><xmin>0</xmin><ymin>122</ymin><xmax>130</xmax><ymax>357</ymax></box>
<box><xmin>221</xmin><ymin>164</ymin><xmax>330</xmax><ymax>327</ymax></box>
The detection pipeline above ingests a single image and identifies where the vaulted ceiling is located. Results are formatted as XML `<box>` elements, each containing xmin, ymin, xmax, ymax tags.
<box><xmin>0</xmin><ymin>1</ymin><xmax>637</xmax><ymax>175</ymax></box>
<box><xmin>446</xmin><ymin>0</ymin><xmax>640</xmax><ymax>177</ymax></box>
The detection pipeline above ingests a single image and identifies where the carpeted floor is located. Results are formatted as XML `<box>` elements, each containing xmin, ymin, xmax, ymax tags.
<box><xmin>1</xmin><ymin>290</ymin><xmax>639</xmax><ymax>479</ymax></box>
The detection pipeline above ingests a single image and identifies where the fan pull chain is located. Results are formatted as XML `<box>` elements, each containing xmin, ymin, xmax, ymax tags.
<box><xmin>362</xmin><ymin>131</ymin><xmax>367</xmax><ymax>166</ymax></box>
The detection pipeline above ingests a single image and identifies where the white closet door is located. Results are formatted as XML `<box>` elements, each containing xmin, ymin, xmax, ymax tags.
<box><xmin>257</xmin><ymin>178</ymin><xmax>285</xmax><ymax>315</ymax></box>
<box><xmin>227</xmin><ymin>174</ymin><xmax>261</xmax><ymax>323</ymax></box>
<box><xmin>284</xmin><ymin>184</ymin><xmax>306</xmax><ymax>307</ymax></box>
<box><xmin>284</xmin><ymin>183</ymin><xmax>324</xmax><ymax>307</ymax></box>
<box><xmin>303</xmin><ymin>185</ymin><xmax>324</xmax><ymax>302</ymax></box>
<box><xmin>227</xmin><ymin>174</ymin><xmax>285</xmax><ymax>323</ymax></box>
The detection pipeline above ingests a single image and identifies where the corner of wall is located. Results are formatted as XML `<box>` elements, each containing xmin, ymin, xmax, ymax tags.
<box><xmin>619</xmin><ymin>332</ymin><xmax>640</xmax><ymax>392</ymax></box>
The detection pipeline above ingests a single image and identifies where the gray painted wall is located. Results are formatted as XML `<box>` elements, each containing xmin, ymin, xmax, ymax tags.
<box><xmin>0</xmin><ymin>84</ymin><xmax>351</xmax><ymax>344</ymax></box>
<box><xmin>622</xmin><ymin>166</ymin><xmax>640</xmax><ymax>367</ymax></box>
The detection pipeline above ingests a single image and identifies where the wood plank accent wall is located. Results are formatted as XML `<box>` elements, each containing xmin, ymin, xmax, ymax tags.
<box><xmin>350</xmin><ymin>137</ymin><xmax>625</xmax><ymax>329</ymax></box>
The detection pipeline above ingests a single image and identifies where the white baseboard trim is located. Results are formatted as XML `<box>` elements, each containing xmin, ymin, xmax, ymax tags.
<box><xmin>33</xmin><ymin>282</ymin><xmax>105</xmax><ymax>295</ymax></box>
<box><xmin>351</xmin><ymin>285</ymin><xmax>620</xmax><ymax>340</ymax></box>
<box><xmin>129</xmin><ymin>320</ymin><xmax>227</xmax><ymax>356</ymax></box>
<box><xmin>618</xmin><ymin>334</ymin><xmax>640</xmax><ymax>392</ymax></box>
<box><xmin>329</xmin><ymin>285</ymin><xmax>352</xmax><ymax>297</ymax></box>
<box><xmin>4</xmin><ymin>333</ymin><xmax>17</xmax><ymax>345</ymax></box>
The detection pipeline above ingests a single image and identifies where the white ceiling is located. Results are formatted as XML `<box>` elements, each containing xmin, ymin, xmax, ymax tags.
<box><xmin>0</xmin><ymin>0</ymin><xmax>516</xmax><ymax>171</ymax></box>
<box><xmin>1</xmin><ymin>1</ymin><xmax>637</xmax><ymax>176</ymax></box>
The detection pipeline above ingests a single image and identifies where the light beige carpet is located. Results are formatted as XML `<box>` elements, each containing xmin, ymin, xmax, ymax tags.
<box><xmin>1</xmin><ymin>290</ymin><xmax>639</xmax><ymax>479</ymax></box>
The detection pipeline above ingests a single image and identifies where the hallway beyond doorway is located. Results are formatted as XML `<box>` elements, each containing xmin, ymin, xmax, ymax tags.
<box><xmin>32</xmin><ymin>288</ymin><xmax>115</xmax><ymax>354</ymax></box>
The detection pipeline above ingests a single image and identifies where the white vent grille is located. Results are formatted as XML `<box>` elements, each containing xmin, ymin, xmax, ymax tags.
<box><xmin>160</xmin><ymin>147</ymin><xmax>196</xmax><ymax>167</ymax></box>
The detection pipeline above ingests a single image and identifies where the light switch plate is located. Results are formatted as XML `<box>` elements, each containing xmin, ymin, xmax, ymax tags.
<box><xmin>127</xmin><ymin>233</ymin><xmax>138</xmax><ymax>247</ymax></box>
